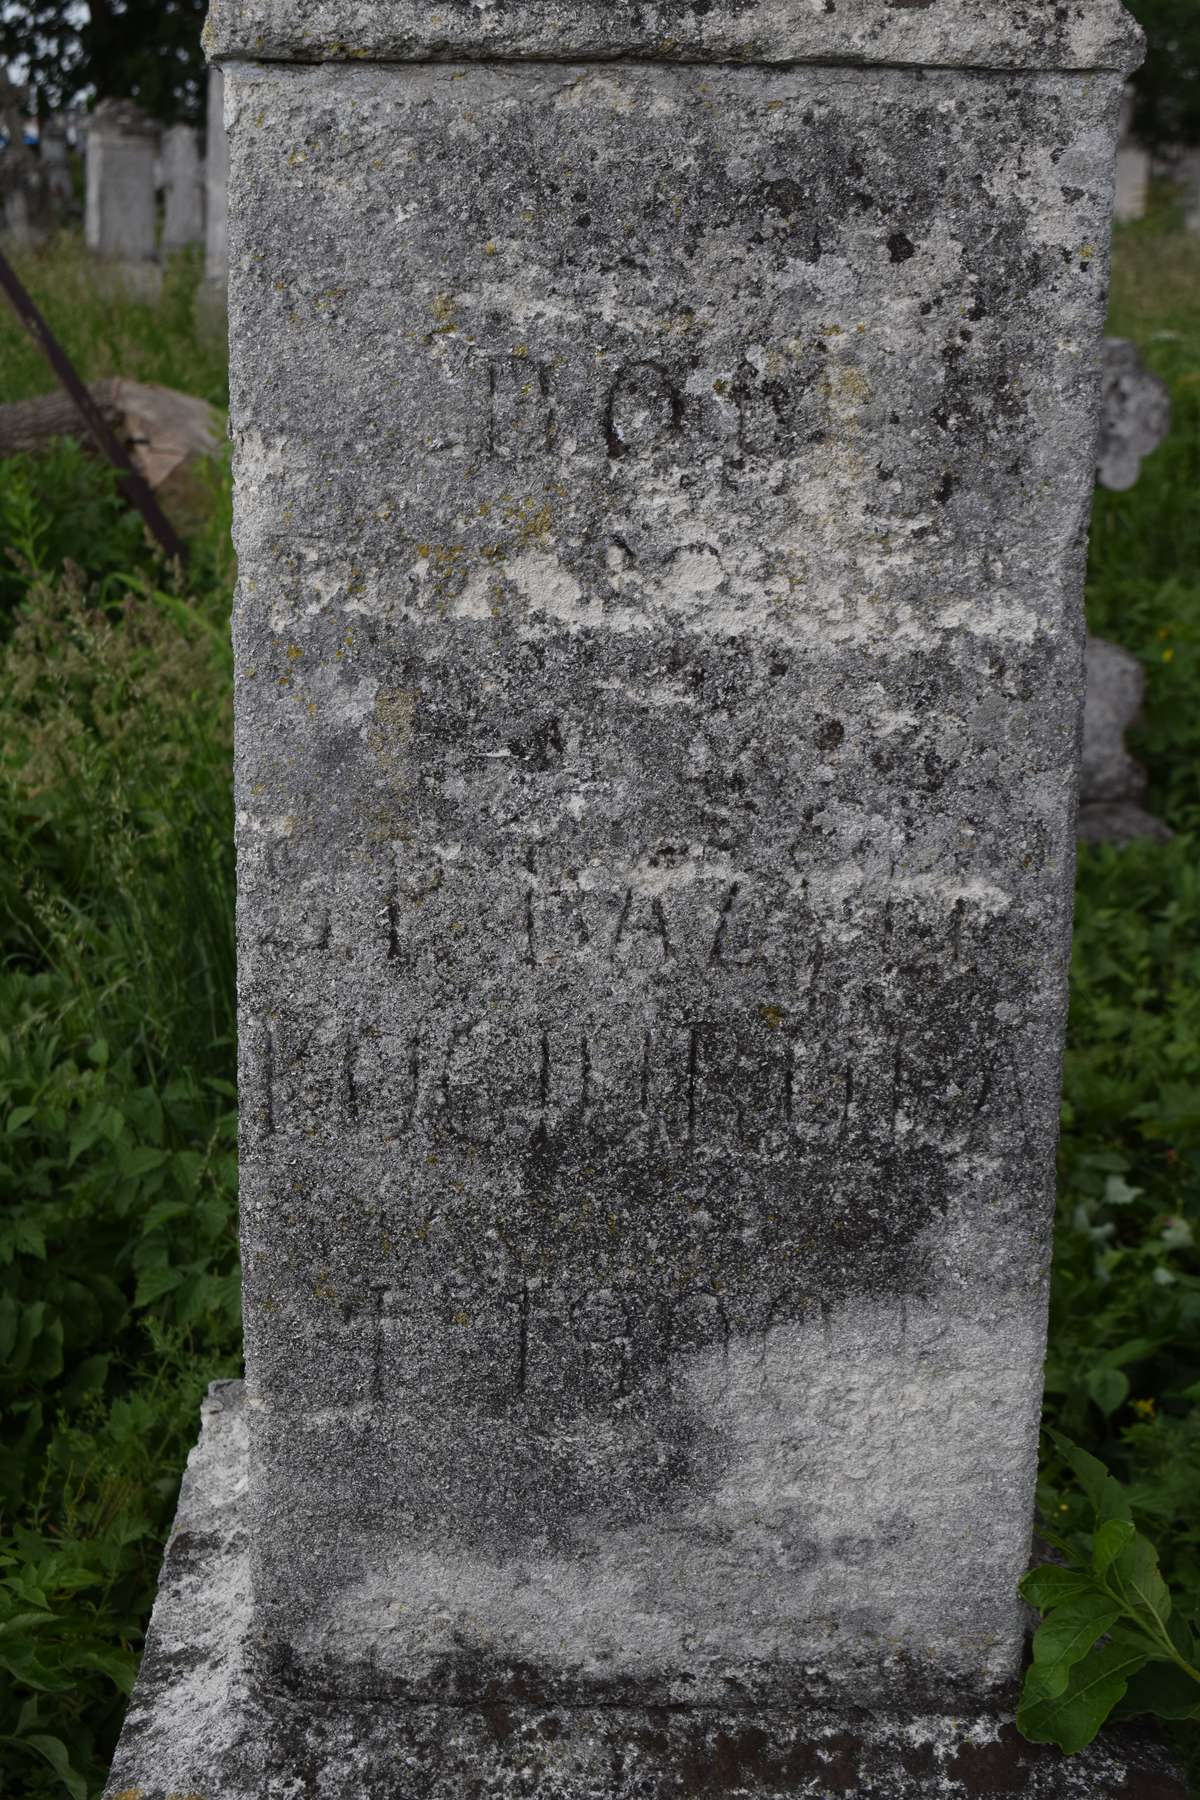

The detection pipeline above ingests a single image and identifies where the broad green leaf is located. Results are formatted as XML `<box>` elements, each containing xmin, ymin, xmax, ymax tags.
<box><xmin>1112</xmin><ymin>1660</ymin><xmax>1200</xmax><ymax>1723</ymax></box>
<box><xmin>4</xmin><ymin>1106</ymin><xmax>35</xmax><ymax>1135</ymax></box>
<box><xmin>1030</xmin><ymin>1594</ymin><xmax>1123</xmax><ymax>1697</ymax></box>
<box><xmin>1093</xmin><ymin>1519</ymin><xmax>1136</xmax><ymax>1576</ymax></box>
<box><xmin>72</xmin><ymin>1644</ymin><xmax>138</xmax><ymax>1693</ymax></box>
<box><xmin>17</xmin><ymin>1733</ymin><xmax>88</xmax><ymax>1800</ymax></box>
<box><xmin>133</xmin><ymin>1264</ymin><xmax>184</xmax><ymax>1307</ymax></box>
<box><xmin>1047</xmin><ymin>1430</ymin><xmax>1131</xmax><ymax>1524</ymax></box>
<box><xmin>1103</xmin><ymin>1174</ymin><xmax>1142</xmax><ymax>1206</ymax></box>
<box><xmin>139</xmin><ymin>1198</ymin><xmax>188</xmax><ymax>1234</ymax></box>
<box><xmin>1017</xmin><ymin>1638</ymin><xmax>1148</xmax><ymax>1754</ymax></box>
<box><xmin>119</xmin><ymin>1144</ymin><xmax>169</xmax><ymax>1180</ymax></box>
<box><xmin>1087</xmin><ymin>1367</ymin><xmax>1130</xmax><ymax>1417</ymax></box>
<box><xmin>1021</xmin><ymin>1566</ymin><xmax>1097</xmax><ymax>1613</ymax></box>
<box><xmin>1110</xmin><ymin>1534</ymin><xmax>1172</xmax><ymax>1629</ymax></box>
<box><xmin>0</xmin><ymin>1610</ymin><xmax>56</xmax><ymax>1638</ymax></box>
<box><xmin>1097</xmin><ymin>1338</ymin><xmax>1156</xmax><ymax>1369</ymax></box>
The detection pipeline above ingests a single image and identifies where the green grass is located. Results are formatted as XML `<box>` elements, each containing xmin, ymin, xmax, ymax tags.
<box><xmin>0</xmin><ymin>243</ymin><xmax>239</xmax><ymax>1797</ymax></box>
<box><xmin>0</xmin><ymin>238</ymin><xmax>227</xmax><ymax>410</ymax></box>
<box><xmin>1036</xmin><ymin>203</ymin><xmax>1200</xmax><ymax>1775</ymax></box>
<box><xmin>0</xmin><ymin>218</ymin><xmax>1197</xmax><ymax>1792</ymax></box>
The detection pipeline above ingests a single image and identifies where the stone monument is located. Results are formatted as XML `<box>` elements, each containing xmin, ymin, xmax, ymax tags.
<box><xmin>106</xmin><ymin>2</ymin><xmax>1185</xmax><ymax>1793</ymax></box>
<box><xmin>162</xmin><ymin>122</ymin><xmax>204</xmax><ymax>250</ymax></box>
<box><xmin>84</xmin><ymin>98</ymin><xmax>159</xmax><ymax>272</ymax></box>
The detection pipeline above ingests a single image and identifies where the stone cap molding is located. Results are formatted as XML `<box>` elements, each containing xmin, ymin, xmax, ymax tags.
<box><xmin>204</xmin><ymin>0</ymin><xmax>1144</xmax><ymax>75</ymax></box>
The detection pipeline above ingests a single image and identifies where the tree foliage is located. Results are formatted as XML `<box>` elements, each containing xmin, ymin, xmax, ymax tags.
<box><xmin>1126</xmin><ymin>0</ymin><xmax>1200</xmax><ymax>149</ymax></box>
<box><xmin>0</xmin><ymin>0</ymin><xmax>207</xmax><ymax>125</ymax></box>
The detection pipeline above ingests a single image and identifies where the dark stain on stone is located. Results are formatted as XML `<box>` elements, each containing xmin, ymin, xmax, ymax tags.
<box><xmin>887</xmin><ymin>229</ymin><xmax>916</xmax><ymax>262</ymax></box>
<box><xmin>946</xmin><ymin>1724</ymin><xmax>1038</xmax><ymax>1793</ymax></box>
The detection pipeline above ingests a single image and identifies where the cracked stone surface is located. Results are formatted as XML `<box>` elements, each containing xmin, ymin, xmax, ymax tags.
<box><xmin>107</xmin><ymin>3</ymin><xmax>1182</xmax><ymax>1793</ymax></box>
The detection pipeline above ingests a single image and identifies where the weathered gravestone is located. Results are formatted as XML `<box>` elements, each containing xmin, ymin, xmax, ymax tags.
<box><xmin>106</xmin><ymin>1</ymin><xmax>1186</xmax><ymax>1793</ymax></box>
<box><xmin>84</xmin><ymin>98</ymin><xmax>159</xmax><ymax>266</ymax></box>
<box><xmin>162</xmin><ymin>122</ymin><xmax>205</xmax><ymax>250</ymax></box>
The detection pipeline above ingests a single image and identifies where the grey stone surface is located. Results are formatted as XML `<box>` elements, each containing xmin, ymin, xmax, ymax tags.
<box><xmin>105</xmin><ymin>1380</ymin><xmax>1187</xmax><ymax>1800</ymax></box>
<box><xmin>219</xmin><ymin>39</ymin><xmax>1132</xmax><ymax>1710</ymax></box>
<box><xmin>1078</xmin><ymin>637</ymin><xmax>1172</xmax><ymax>846</ymax></box>
<box><xmin>162</xmin><ymin>122</ymin><xmax>204</xmax><ymax>249</ymax></box>
<box><xmin>1098</xmin><ymin>339</ymin><xmax>1171</xmax><ymax>491</ymax></box>
<box><xmin>84</xmin><ymin>98</ymin><xmax>159</xmax><ymax>262</ymax></box>
<box><xmin>202</xmin><ymin>0</ymin><xmax>1143</xmax><ymax>71</ymax></box>
<box><xmin>113</xmin><ymin>2</ymin><xmax>1165</xmax><ymax>1791</ymax></box>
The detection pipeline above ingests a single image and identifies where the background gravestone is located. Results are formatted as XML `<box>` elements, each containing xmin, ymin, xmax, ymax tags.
<box><xmin>84</xmin><ymin>97</ymin><xmax>159</xmax><ymax>267</ymax></box>
<box><xmin>1079</xmin><ymin>637</ymin><xmax>1172</xmax><ymax>847</ymax></box>
<box><xmin>1098</xmin><ymin>336</ymin><xmax>1172</xmax><ymax>491</ymax></box>
<box><xmin>1114</xmin><ymin>89</ymin><xmax>1150</xmax><ymax>223</ymax></box>
<box><xmin>39</xmin><ymin>117</ymin><xmax>76</xmax><ymax>214</ymax></box>
<box><xmin>105</xmin><ymin>2</ymin><xmax>1184</xmax><ymax>1794</ymax></box>
<box><xmin>199</xmin><ymin>65</ymin><xmax>228</xmax><ymax>326</ymax></box>
<box><xmin>162</xmin><ymin>121</ymin><xmax>204</xmax><ymax>250</ymax></box>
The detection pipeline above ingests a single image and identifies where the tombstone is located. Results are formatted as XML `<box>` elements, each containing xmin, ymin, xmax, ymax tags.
<box><xmin>38</xmin><ymin>116</ymin><xmax>75</xmax><ymax>212</ymax></box>
<box><xmin>161</xmin><ymin>123</ymin><xmax>204</xmax><ymax>250</ymax></box>
<box><xmin>106</xmin><ymin>3</ymin><xmax>1185</xmax><ymax>1795</ymax></box>
<box><xmin>198</xmin><ymin>66</ymin><xmax>228</xmax><ymax>325</ymax></box>
<box><xmin>1097</xmin><ymin>337</ymin><xmax>1172</xmax><ymax>490</ymax></box>
<box><xmin>0</xmin><ymin>75</ymin><xmax>46</xmax><ymax>245</ymax></box>
<box><xmin>1</xmin><ymin>183</ymin><xmax>33</xmax><ymax>246</ymax></box>
<box><xmin>84</xmin><ymin>98</ymin><xmax>159</xmax><ymax>265</ymax></box>
<box><xmin>1079</xmin><ymin>638</ymin><xmax>1172</xmax><ymax>846</ymax></box>
<box><xmin>1177</xmin><ymin>148</ymin><xmax>1200</xmax><ymax>237</ymax></box>
<box><xmin>1113</xmin><ymin>91</ymin><xmax>1150</xmax><ymax>223</ymax></box>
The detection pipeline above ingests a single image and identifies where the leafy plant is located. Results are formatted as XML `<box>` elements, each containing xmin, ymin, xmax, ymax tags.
<box><xmin>0</xmin><ymin>315</ymin><xmax>238</xmax><ymax>1793</ymax></box>
<box><xmin>1019</xmin><ymin>1433</ymin><xmax>1200</xmax><ymax>1753</ymax></box>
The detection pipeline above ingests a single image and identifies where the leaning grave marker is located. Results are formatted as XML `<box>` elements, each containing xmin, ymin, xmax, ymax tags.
<box><xmin>106</xmin><ymin>1</ymin><xmax>1184</xmax><ymax>1793</ymax></box>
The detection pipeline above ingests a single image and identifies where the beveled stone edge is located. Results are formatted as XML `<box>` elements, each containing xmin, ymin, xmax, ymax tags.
<box><xmin>203</xmin><ymin>0</ymin><xmax>1144</xmax><ymax>76</ymax></box>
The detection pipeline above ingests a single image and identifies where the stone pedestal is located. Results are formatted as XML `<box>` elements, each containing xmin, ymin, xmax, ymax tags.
<box><xmin>107</xmin><ymin>1383</ymin><xmax>1185</xmax><ymax>1797</ymax></box>
<box><xmin>108</xmin><ymin>2</ymin><xmax>1183</xmax><ymax>1793</ymax></box>
<box><xmin>162</xmin><ymin>122</ymin><xmax>204</xmax><ymax>250</ymax></box>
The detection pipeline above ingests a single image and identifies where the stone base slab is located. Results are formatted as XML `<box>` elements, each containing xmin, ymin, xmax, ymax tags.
<box><xmin>104</xmin><ymin>1383</ymin><xmax>1185</xmax><ymax>1800</ymax></box>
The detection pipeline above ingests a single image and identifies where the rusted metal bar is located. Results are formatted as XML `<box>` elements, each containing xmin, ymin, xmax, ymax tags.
<box><xmin>0</xmin><ymin>246</ymin><xmax>188</xmax><ymax>566</ymax></box>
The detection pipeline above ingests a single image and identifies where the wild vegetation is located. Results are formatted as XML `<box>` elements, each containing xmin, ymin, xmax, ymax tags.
<box><xmin>0</xmin><ymin>213</ymin><xmax>1196</xmax><ymax>1793</ymax></box>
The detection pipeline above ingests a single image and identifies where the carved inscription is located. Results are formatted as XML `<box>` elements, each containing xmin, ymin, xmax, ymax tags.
<box><xmin>479</xmin><ymin>352</ymin><xmax>555</xmax><ymax>459</ymax></box>
<box><xmin>463</xmin><ymin>352</ymin><xmax>828</xmax><ymax>462</ymax></box>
